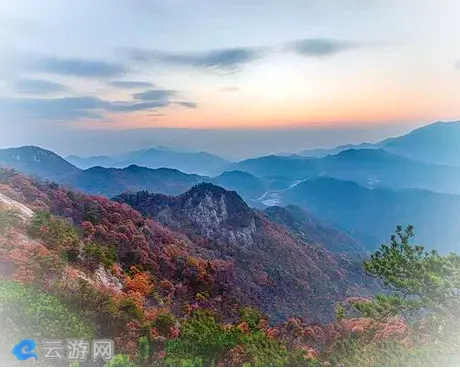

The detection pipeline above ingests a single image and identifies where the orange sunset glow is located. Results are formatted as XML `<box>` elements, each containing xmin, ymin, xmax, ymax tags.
<box><xmin>1</xmin><ymin>0</ymin><xmax>460</xmax><ymax>157</ymax></box>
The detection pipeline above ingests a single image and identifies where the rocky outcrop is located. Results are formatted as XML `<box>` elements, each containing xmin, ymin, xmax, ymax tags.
<box><xmin>185</xmin><ymin>191</ymin><xmax>257</xmax><ymax>247</ymax></box>
<box><xmin>0</xmin><ymin>192</ymin><xmax>34</xmax><ymax>220</ymax></box>
<box><xmin>115</xmin><ymin>184</ymin><xmax>375</xmax><ymax>324</ymax></box>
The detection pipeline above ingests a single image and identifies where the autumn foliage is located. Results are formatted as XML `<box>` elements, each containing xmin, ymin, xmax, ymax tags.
<box><xmin>1</xmin><ymin>168</ymin><xmax>460</xmax><ymax>366</ymax></box>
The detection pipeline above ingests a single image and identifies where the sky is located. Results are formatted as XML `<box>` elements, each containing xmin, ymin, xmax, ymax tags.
<box><xmin>1</xmin><ymin>0</ymin><xmax>460</xmax><ymax>159</ymax></box>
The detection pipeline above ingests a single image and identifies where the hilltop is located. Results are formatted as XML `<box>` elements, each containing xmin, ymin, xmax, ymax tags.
<box><xmin>115</xmin><ymin>183</ymin><xmax>375</xmax><ymax>323</ymax></box>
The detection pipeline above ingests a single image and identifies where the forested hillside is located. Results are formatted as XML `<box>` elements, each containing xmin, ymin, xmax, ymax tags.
<box><xmin>1</xmin><ymin>168</ymin><xmax>459</xmax><ymax>366</ymax></box>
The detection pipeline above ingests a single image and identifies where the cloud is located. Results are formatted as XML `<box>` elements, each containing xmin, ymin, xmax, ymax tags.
<box><xmin>108</xmin><ymin>80</ymin><xmax>155</xmax><ymax>89</ymax></box>
<box><xmin>0</xmin><ymin>90</ymin><xmax>196</xmax><ymax>121</ymax></box>
<box><xmin>27</xmin><ymin>56</ymin><xmax>127</xmax><ymax>78</ymax></box>
<box><xmin>0</xmin><ymin>96</ymin><xmax>137</xmax><ymax>120</ymax></box>
<box><xmin>107</xmin><ymin>100</ymin><xmax>172</xmax><ymax>112</ymax></box>
<box><xmin>0</xmin><ymin>96</ymin><xmax>107</xmax><ymax>120</ymax></box>
<box><xmin>456</xmin><ymin>60</ymin><xmax>460</xmax><ymax>69</ymax></box>
<box><xmin>132</xmin><ymin>89</ymin><xmax>176</xmax><ymax>101</ymax></box>
<box><xmin>11</xmin><ymin>78</ymin><xmax>70</xmax><ymax>94</ymax></box>
<box><xmin>175</xmin><ymin>101</ymin><xmax>197</xmax><ymax>108</ymax></box>
<box><xmin>127</xmin><ymin>46</ymin><xmax>261</xmax><ymax>72</ymax></box>
<box><xmin>125</xmin><ymin>39</ymin><xmax>362</xmax><ymax>74</ymax></box>
<box><xmin>287</xmin><ymin>38</ymin><xmax>360</xmax><ymax>57</ymax></box>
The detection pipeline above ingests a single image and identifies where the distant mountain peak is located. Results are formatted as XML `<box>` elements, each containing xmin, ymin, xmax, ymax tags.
<box><xmin>334</xmin><ymin>147</ymin><xmax>385</xmax><ymax>155</ymax></box>
<box><xmin>380</xmin><ymin>120</ymin><xmax>460</xmax><ymax>166</ymax></box>
<box><xmin>68</xmin><ymin>146</ymin><xmax>231</xmax><ymax>176</ymax></box>
<box><xmin>123</xmin><ymin>164</ymin><xmax>182</xmax><ymax>173</ymax></box>
<box><xmin>0</xmin><ymin>145</ymin><xmax>80</xmax><ymax>181</ymax></box>
<box><xmin>4</xmin><ymin>145</ymin><xmax>61</xmax><ymax>157</ymax></box>
<box><xmin>427</xmin><ymin>120</ymin><xmax>460</xmax><ymax>127</ymax></box>
<box><xmin>217</xmin><ymin>170</ymin><xmax>257</xmax><ymax>178</ymax></box>
<box><xmin>331</xmin><ymin>148</ymin><xmax>394</xmax><ymax>160</ymax></box>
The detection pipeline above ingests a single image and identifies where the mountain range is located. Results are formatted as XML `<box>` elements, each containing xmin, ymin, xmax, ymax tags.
<box><xmin>233</xmin><ymin>148</ymin><xmax>460</xmax><ymax>195</ymax></box>
<box><xmin>1</xmin><ymin>118</ymin><xmax>460</xmax><ymax>362</ymax></box>
<box><xmin>298</xmin><ymin>120</ymin><xmax>460</xmax><ymax>167</ymax></box>
<box><xmin>279</xmin><ymin>177</ymin><xmax>460</xmax><ymax>253</ymax></box>
<box><xmin>381</xmin><ymin>121</ymin><xmax>460</xmax><ymax>166</ymax></box>
<box><xmin>1</xmin><ymin>120</ymin><xmax>459</xmax><ymax>256</ymax></box>
<box><xmin>65</xmin><ymin>165</ymin><xmax>206</xmax><ymax>198</ymax></box>
<box><xmin>0</xmin><ymin>168</ymin><xmax>375</xmax><ymax>324</ymax></box>
<box><xmin>66</xmin><ymin>147</ymin><xmax>231</xmax><ymax>176</ymax></box>
<box><xmin>0</xmin><ymin>146</ymin><xmax>266</xmax><ymax>202</ymax></box>
<box><xmin>297</xmin><ymin>142</ymin><xmax>379</xmax><ymax>158</ymax></box>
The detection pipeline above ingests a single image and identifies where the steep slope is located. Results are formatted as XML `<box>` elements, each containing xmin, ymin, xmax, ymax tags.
<box><xmin>0</xmin><ymin>168</ymin><xmax>255</xmax><ymax>365</ymax></box>
<box><xmin>296</xmin><ymin>120</ymin><xmax>460</xmax><ymax>167</ymax></box>
<box><xmin>381</xmin><ymin>121</ymin><xmax>460</xmax><ymax>166</ymax></box>
<box><xmin>114</xmin><ymin>184</ymin><xmax>374</xmax><ymax>323</ymax></box>
<box><xmin>0</xmin><ymin>179</ymin><xmax>388</xmax><ymax>367</ymax></box>
<box><xmin>232</xmin><ymin>155</ymin><xmax>319</xmax><ymax>182</ymax></box>
<box><xmin>0</xmin><ymin>146</ymin><xmax>81</xmax><ymax>181</ymax></box>
<box><xmin>211</xmin><ymin>170</ymin><xmax>266</xmax><ymax>201</ymax></box>
<box><xmin>319</xmin><ymin>149</ymin><xmax>460</xmax><ymax>194</ymax></box>
<box><xmin>0</xmin><ymin>168</ymin><xmax>244</xmax><ymax>315</ymax></box>
<box><xmin>280</xmin><ymin>177</ymin><xmax>460</xmax><ymax>253</ymax></box>
<box><xmin>263</xmin><ymin>205</ymin><xmax>367</xmax><ymax>256</ymax></box>
<box><xmin>0</xmin><ymin>192</ymin><xmax>35</xmax><ymax>220</ymax></box>
<box><xmin>64</xmin><ymin>165</ymin><xmax>207</xmax><ymax>198</ymax></box>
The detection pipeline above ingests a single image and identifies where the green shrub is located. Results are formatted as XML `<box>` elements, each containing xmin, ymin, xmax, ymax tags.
<box><xmin>164</xmin><ymin>310</ymin><xmax>238</xmax><ymax>366</ymax></box>
<box><xmin>118</xmin><ymin>296</ymin><xmax>143</xmax><ymax>321</ymax></box>
<box><xmin>85</xmin><ymin>243</ymin><xmax>117</xmax><ymax>269</ymax></box>
<box><xmin>104</xmin><ymin>354</ymin><xmax>136</xmax><ymax>367</ymax></box>
<box><xmin>137</xmin><ymin>336</ymin><xmax>150</xmax><ymax>365</ymax></box>
<box><xmin>329</xmin><ymin>226</ymin><xmax>460</xmax><ymax>367</ymax></box>
<box><xmin>153</xmin><ymin>312</ymin><xmax>176</xmax><ymax>336</ymax></box>
<box><xmin>0</xmin><ymin>280</ymin><xmax>94</xmax><ymax>341</ymax></box>
<box><xmin>0</xmin><ymin>208</ymin><xmax>22</xmax><ymax>232</ymax></box>
<box><xmin>239</xmin><ymin>307</ymin><xmax>264</xmax><ymax>330</ymax></box>
<box><xmin>239</xmin><ymin>330</ymin><xmax>289</xmax><ymax>367</ymax></box>
<box><xmin>28</xmin><ymin>211</ymin><xmax>81</xmax><ymax>260</ymax></box>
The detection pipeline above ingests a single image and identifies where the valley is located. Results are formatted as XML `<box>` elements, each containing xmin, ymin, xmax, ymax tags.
<box><xmin>1</xmin><ymin>120</ymin><xmax>460</xmax><ymax>366</ymax></box>
<box><xmin>2</xmin><ymin>2</ymin><xmax>460</xmax><ymax>364</ymax></box>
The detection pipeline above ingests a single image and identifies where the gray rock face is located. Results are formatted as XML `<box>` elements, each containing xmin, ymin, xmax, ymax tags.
<box><xmin>157</xmin><ymin>206</ymin><xmax>180</xmax><ymax>228</ymax></box>
<box><xmin>186</xmin><ymin>192</ymin><xmax>256</xmax><ymax>247</ymax></box>
<box><xmin>0</xmin><ymin>192</ymin><xmax>34</xmax><ymax>220</ymax></box>
<box><xmin>120</xmin><ymin>184</ymin><xmax>259</xmax><ymax>249</ymax></box>
<box><xmin>94</xmin><ymin>265</ymin><xmax>123</xmax><ymax>292</ymax></box>
<box><xmin>187</xmin><ymin>193</ymin><xmax>228</xmax><ymax>232</ymax></box>
<box><xmin>114</xmin><ymin>183</ymin><xmax>376</xmax><ymax>324</ymax></box>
